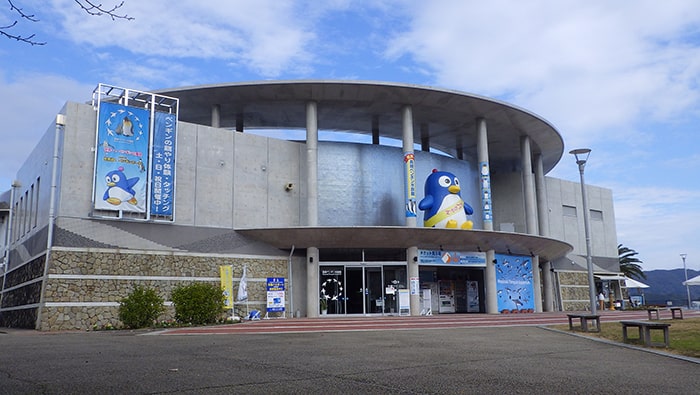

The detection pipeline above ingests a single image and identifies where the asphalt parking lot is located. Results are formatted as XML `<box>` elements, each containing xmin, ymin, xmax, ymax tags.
<box><xmin>1</xmin><ymin>324</ymin><xmax>699</xmax><ymax>394</ymax></box>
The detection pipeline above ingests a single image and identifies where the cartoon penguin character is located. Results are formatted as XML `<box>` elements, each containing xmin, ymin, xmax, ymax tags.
<box><xmin>103</xmin><ymin>166</ymin><xmax>139</xmax><ymax>206</ymax></box>
<box><xmin>418</xmin><ymin>169</ymin><xmax>474</xmax><ymax>229</ymax></box>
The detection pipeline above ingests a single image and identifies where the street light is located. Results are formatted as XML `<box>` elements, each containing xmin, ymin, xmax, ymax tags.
<box><xmin>570</xmin><ymin>148</ymin><xmax>597</xmax><ymax>315</ymax></box>
<box><xmin>681</xmin><ymin>253</ymin><xmax>690</xmax><ymax>309</ymax></box>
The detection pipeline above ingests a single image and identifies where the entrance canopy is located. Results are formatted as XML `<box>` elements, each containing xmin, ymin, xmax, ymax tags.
<box><xmin>237</xmin><ymin>226</ymin><xmax>572</xmax><ymax>262</ymax></box>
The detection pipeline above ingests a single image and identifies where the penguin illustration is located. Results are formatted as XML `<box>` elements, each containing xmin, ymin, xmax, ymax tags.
<box><xmin>103</xmin><ymin>166</ymin><xmax>139</xmax><ymax>206</ymax></box>
<box><xmin>115</xmin><ymin>116</ymin><xmax>134</xmax><ymax>136</ymax></box>
<box><xmin>418</xmin><ymin>169</ymin><xmax>474</xmax><ymax>229</ymax></box>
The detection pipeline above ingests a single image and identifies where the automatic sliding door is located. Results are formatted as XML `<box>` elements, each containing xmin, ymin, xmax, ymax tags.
<box><xmin>365</xmin><ymin>267</ymin><xmax>383</xmax><ymax>314</ymax></box>
<box><xmin>323</xmin><ymin>265</ymin><xmax>402</xmax><ymax>315</ymax></box>
<box><xmin>346</xmin><ymin>267</ymin><xmax>364</xmax><ymax>314</ymax></box>
<box><xmin>320</xmin><ymin>267</ymin><xmax>345</xmax><ymax>315</ymax></box>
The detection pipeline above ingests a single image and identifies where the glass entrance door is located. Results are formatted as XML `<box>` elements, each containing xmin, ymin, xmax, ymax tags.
<box><xmin>345</xmin><ymin>266</ymin><xmax>383</xmax><ymax>315</ymax></box>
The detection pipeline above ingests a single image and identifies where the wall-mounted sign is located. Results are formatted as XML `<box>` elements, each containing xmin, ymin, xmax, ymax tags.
<box><xmin>418</xmin><ymin>250</ymin><xmax>486</xmax><ymax>266</ymax></box>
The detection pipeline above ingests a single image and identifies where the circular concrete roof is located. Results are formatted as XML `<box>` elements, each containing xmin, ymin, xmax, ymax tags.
<box><xmin>157</xmin><ymin>80</ymin><xmax>564</xmax><ymax>173</ymax></box>
<box><xmin>237</xmin><ymin>226</ymin><xmax>572</xmax><ymax>262</ymax></box>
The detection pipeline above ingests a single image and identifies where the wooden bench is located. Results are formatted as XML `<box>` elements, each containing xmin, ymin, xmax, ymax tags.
<box><xmin>567</xmin><ymin>314</ymin><xmax>601</xmax><ymax>332</ymax></box>
<box><xmin>647</xmin><ymin>307</ymin><xmax>684</xmax><ymax>320</ymax></box>
<box><xmin>670</xmin><ymin>307</ymin><xmax>683</xmax><ymax>319</ymax></box>
<box><xmin>647</xmin><ymin>307</ymin><xmax>660</xmax><ymax>320</ymax></box>
<box><xmin>620</xmin><ymin>321</ymin><xmax>671</xmax><ymax>347</ymax></box>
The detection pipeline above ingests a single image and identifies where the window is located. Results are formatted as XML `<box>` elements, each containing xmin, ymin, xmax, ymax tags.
<box><xmin>590</xmin><ymin>209</ymin><xmax>603</xmax><ymax>221</ymax></box>
<box><xmin>563</xmin><ymin>205</ymin><xmax>577</xmax><ymax>217</ymax></box>
<box><xmin>33</xmin><ymin>177</ymin><xmax>40</xmax><ymax>228</ymax></box>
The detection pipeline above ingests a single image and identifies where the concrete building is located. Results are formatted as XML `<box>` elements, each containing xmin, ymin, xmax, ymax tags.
<box><xmin>0</xmin><ymin>81</ymin><xmax>621</xmax><ymax>330</ymax></box>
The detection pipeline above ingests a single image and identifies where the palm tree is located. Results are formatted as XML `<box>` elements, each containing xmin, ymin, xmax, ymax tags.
<box><xmin>618</xmin><ymin>244</ymin><xmax>646</xmax><ymax>280</ymax></box>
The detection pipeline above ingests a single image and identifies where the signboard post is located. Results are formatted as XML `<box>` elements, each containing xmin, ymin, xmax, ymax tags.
<box><xmin>265</xmin><ymin>277</ymin><xmax>286</xmax><ymax>319</ymax></box>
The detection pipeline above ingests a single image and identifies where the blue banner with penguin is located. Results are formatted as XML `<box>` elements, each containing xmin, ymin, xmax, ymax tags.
<box><xmin>150</xmin><ymin>111</ymin><xmax>176</xmax><ymax>216</ymax></box>
<box><xmin>495</xmin><ymin>254</ymin><xmax>535</xmax><ymax>313</ymax></box>
<box><xmin>94</xmin><ymin>102</ymin><xmax>150</xmax><ymax>213</ymax></box>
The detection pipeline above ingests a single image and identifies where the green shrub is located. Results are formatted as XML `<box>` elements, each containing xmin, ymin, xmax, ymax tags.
<box><xmin>118</xmin><ymin>285</ymin><xmax>165</xmax><ymax>329</ymax></box>
<box><xmin>171</xmin><ymin>282</ymin><xmax>225</xmax><ymax>325</ymax></box>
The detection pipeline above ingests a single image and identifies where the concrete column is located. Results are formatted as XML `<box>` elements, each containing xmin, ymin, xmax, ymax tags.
<box><xmin>476</xmin><ymin>118</ymin><xmax>493</xmax><ymax>231</ymax></box>
<box><xmin>306</xmin><ymin>101</ymin><xmax>318</xmax><ymax>227</ymax></box>
<box><xmin>485</xmin><ymin>250</ymin><xmax>498</xmax><ymax>314</ymax></box>
<box><xmin>535</xmin><ymin>153</ymin><xmax>554</xmax><ymax>311</ymax></box>
<box><xmin>477</xmin><ymin>118</ymin><xmax>498</xmax><ymax>314</ymax></box>
<box><xmin>235</xmin><ymin>113</ymin><xmax>244</xmax><ymax>132</ymax></box>
<box><xmin>211</xmin><ymin>104</ymin><xmax>221</xmax><ymax>128</ymax></box>
<box><xmin>532</xmin><ymin>254</ymin><xmax>543</xmax><ymax>312</ymax></box>
<box><xmin>401</xmin><ymin>105</ymin><xmax>420</xmax><ymax>315</ymax></box>
<box><xmin>534</xmin><ymin>154</ymin><xmax>550</xmax><ymax>237</ymax></box>
<box><xmin>372</xmin><ymin>116</ymin><xmax>380</xmax><ymax>145</ymax></box>
<box><xmin>402</xmin><ymin>105</ymin><xmax>417</xmax><ymax>228</ymax></box>
<box><xmin>306</xmin><ymin>247</ymin><xmax>319</xmax><ymax>317</ymax></box>
<box><xmin>520</xmin><ymin>136</ymin><xmax>538</xmax><ymax>235</ymax></box>
<box><xmin>520</xmin><ymin>136</ymin><xmax>543</xmax><ymax>312</ymax></box>
<box><xmin>407</xmin><ymin>246</ymin><xmax>421</xmax><ymax>316</ymax></box>
<box><xmin>520</xmin><ymin>137</ymin><xmax>544</xmax><ymax>312</ymax></box>
<box><xmin>420</xmin><ymin>124</ymin><xmax>430</xmax><ymax>152</ymax></box>
<box><xmin>306</xmin><ymin>102</ymin><xmax>319</xmax><ymax>318</ymax></box>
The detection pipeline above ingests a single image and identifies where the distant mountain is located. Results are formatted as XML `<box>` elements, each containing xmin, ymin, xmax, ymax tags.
<box><xmin>633</xmin><ymin>269</ymin><xmax>700</xmax><ymax>306</ymax></box>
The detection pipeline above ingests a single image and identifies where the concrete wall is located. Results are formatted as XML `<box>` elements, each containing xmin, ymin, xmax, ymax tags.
<box><xmin>546</xmin><ymin>177</ymin><xmax>618</xmax><ymax>257</ymax></box>
<box><xmin>491</xmin><ymin>172</ymin><xmax>527</xmax><ymax>233</ymax></box>
<box><xmin>317</xmin><ymin>142</ymin><xmax>480</xmax><ymax>227</ymax></box>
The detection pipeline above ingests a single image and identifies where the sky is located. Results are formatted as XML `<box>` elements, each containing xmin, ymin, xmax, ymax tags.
<box><xmin>1</xmin><ymin>0</ymin><xmax>699</xmax><ymax>271</ymax></box>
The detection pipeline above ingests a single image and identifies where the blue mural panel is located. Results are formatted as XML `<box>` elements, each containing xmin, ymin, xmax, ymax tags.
<box><xmin>495</xmin><ymin>254</ymin><xmax>535</xmax><ymax>312</ymax></box>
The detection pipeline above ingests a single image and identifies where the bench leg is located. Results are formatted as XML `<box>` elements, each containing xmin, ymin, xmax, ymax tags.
<box><xmin>642</xmin><ymin>327</ymin><xmax>651</xmax><ymax>346</ymax></box>
<box><xmin>581</xmin><ymin>318</ymin><xmax>588</xmax><ymax>332</ymax></box>
<box><xmin>622</xmin><ymin>326</ymin><xmax>643</xmax><ymax>343</ymax></box>
<box><xmin>568</xmin><ymin>317</ymin><xmax>574</xmax><ymax>330</ymax></box>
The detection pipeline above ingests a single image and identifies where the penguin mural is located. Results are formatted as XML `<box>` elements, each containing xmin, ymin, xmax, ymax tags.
<box><xmin>103</xmin><ymin>166</ymin><xmax>140</xmax><ymax>206</ymax></box>
<box><xmin>419</xmin><ymin>169</ymin><xmax>474</xmax><ymax>229</ymax></box>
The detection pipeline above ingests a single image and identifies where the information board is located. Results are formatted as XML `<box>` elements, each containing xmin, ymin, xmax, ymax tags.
<box><xmin>266</xmin><ymin>277</ymin><xmax>286</xmax><ymax>313</ymax></box>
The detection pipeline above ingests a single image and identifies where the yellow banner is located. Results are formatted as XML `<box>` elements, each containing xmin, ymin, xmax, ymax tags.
<box><xmin>220</xmin><ymin>265</ymin><xmax>234</xmax><ymax>308</ymax></box>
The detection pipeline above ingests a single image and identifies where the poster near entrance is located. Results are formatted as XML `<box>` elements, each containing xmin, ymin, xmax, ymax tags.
<box><xmin>494</xmin><ymin>254</ymin><xmax>535</xmax><ymax>313</ymax></box>
<box><xmin>266</xmin><ymin>277</ymin><xmax>285</xmax><ymax>313</ymax></box>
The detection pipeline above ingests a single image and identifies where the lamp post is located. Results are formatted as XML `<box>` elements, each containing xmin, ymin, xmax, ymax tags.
<box><xmin>570</xmin><ymin>148</ymin><xmax>597</xmax><ymax>315</ymax></box>
<box><xmin>681</xmin><ymin>253</ymin><xmax>690</xmax><ymax>309</ymax></box>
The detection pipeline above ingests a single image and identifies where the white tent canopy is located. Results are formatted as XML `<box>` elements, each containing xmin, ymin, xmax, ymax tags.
<box><xmin>683</xmin><ymin>274</ymin><xmax>700</xmax><ymax>286</ymax></box>
<box><xmin>624</xmin><ymin>277</ymin><xmax>650</xmax><ymax>289</ymax></box>
<box><xmin>596</xmin><ymin>275</ymin><xmax>650</xmax><ymax>289</ymax></box>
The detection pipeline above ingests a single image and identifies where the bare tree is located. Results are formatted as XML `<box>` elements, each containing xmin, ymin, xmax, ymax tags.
<box><xmin>1</xmin><ymin>0</ymin><xmax>133</xmax><ymax>45</ymax></box>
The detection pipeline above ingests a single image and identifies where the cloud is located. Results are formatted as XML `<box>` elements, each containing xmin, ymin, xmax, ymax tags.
<box><xmin>48</xmin><ymin>0</ymin><xmax>318</xmax><ymax>78</ymax></box>
<box><xmin>613</xmin><ymin>185</ymin><xmax>700</xmax><ymax>270</ymax></box>
<box><xmin>384</xmin><ymin>1</ymin><xmax>700</xmax><ymax>144</ymax></box>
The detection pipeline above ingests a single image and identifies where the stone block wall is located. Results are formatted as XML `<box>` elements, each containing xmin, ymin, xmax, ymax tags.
<box><xmin>556</xmin><ymin>271</ymin><xmax>594</xmax><ymax>311</ymax></box>
<box><xmin>39</xmin><ymin>248</ymin><xmax>288</xmax><ymax>331</ymax></box>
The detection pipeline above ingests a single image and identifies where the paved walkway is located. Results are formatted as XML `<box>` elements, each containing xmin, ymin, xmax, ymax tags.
<box><xmin>1</xmin><ymin>310</ymin><xmax>699</xmax><ymax>394</ymax></box>
<box><xmin>157</xmin><ymin>309</ymin><xmax>700</xmax><ymax>335</ymax></box>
